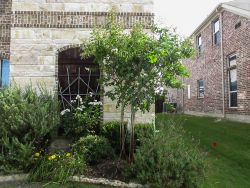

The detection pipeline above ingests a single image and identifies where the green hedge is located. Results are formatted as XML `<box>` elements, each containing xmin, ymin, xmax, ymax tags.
<box><xmin>0</xmin><ymin>86</ymin><xmax>60</xmax><ymax>174</ymax></box>
<box><xmin>73</xmin><ymin>135</ymin><xmax>115</xmax><ymax>164</ymax></box>
<box><xmin>100</xmin><ymin>121</ymin><xmax>155</xmax><ymax>155</ymax></box>
<box><xmin>125</xmin><ymin>123</ymin><xmax>207</xmax><ymax>188</ymax></box>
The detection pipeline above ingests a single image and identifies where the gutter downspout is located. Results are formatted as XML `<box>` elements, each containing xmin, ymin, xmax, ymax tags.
<box><xmin>219</xmin><ymin>11</ymin><xmax>225</xmax><ymax>118</ymax></box>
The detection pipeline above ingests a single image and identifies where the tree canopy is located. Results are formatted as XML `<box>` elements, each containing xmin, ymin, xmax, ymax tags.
<box><xmin>81</xmin><ymin>15</ymin><xmax>194</xmax><ymax>160</ymax></box>
<box><xmin>81</xmin><ymin>17</ymin><xmax>194</xmax><ymax>113</ymax></box>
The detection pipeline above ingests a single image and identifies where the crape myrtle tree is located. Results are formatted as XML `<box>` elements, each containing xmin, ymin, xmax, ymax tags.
<box><xmin>81</xmin><ymin>14</ymin><xmax>194</xmax><ymax>161</ymax></box>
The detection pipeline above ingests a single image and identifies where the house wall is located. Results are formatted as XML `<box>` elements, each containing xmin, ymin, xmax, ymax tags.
<box><xmin>8</xmin><ymin>0</ymin><xmax>155</xmax><ymax>123</ymax></box>
<box><xmin>222</xmin><ymin>11</ymin><xmax>250</xmax><ymax>120</ymax></box>
<box><xmin>175</xmin><ymin>10</ymin><xmax>250</xmax><ymax>122</ymax></box>
<box><xmin>11</xmin><ymin>0</ymin><xmax>153</xmax><ymax>12</ymax></box>
<box><xmin>182</xmin><ymin>12</ymin><xmax>223</xmax><ymax>116</ymax></box>
<box><xmin>0</xmin><ymin>0</ymin><xmax>12</xmax><ymax>59</ymax></box>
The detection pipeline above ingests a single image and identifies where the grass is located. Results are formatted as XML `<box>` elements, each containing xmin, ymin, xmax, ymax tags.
<box><xmin>156</xmin><ymin>114</ymin><xmax>250</xmax><ymax>188</ymax></box>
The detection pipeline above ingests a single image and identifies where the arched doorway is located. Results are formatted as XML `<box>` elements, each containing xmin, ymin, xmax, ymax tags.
<box><xmin>57</xmin><ymin>47</ymin><xmax>100</xmax><ymax>109</ymax></box>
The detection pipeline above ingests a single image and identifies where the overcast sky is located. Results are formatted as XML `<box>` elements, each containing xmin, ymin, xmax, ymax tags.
<box><xmin>154</xmin><ymin>0</ymin><xmax>232</xmax><ymax>37</ymax></box>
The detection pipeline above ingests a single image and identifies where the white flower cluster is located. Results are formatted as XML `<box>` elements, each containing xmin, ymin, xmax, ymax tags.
<box><xmin>88</xmin><ymin>100</ymin><xmax>102</xmax><ymax>106</ymax></box>
<box><xmin>76</xmin><ymin>94</ymin><xmax>81</xmax><ymax>100</ymax></box>
<box><xmin>74</xmin><ymin>94</ymin><xmax>83</xmax><ymax>104</ymax></box>
<box><xmin>76</xmin><ymin>105</ymin><xmax>86</xmax><ymax>111</ymax></box>
<box><xmin>111</xmin><ymin>48</ymin><xmax>118</xmax><ymax>54</ymax></box>
<box><xmin>60</xmin><ymin>109</ymin><xmax>70</xmax><ymax>116</ymax></box>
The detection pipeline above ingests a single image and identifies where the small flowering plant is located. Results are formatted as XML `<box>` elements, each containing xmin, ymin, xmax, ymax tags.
<box><xmin>60</xmin><ymin>93</ymin><xmax>102</xmax><ymax>139</ymax></box>
<box><xmin>29</xmin><ymin>150</ymin><xmax>86</xmax><ymax>183</ymax></box>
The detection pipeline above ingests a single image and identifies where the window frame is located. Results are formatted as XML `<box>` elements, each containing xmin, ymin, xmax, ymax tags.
<box><xmin>197</xmin><ymin>79</ymin><xmax>205</xmax><ymax>98</ymax></box>
<box><xmin>196</xmin><ymin>34</ymin><xmax>202</xmax><ymax>55</ymax></box>
<box><xmin>228</xmin><ymin>54</ymin><xmax>237</xmax><ymax>108</ymax></box>
<box><xmin>0</xmin><ymin>59</ymin><xmax>10</xmax><ymax>88</ymax></box>
<box><xmin>0</xmin><ymin>60</ymin><xmax>2</xmax><ymax>88</ymax></box>
<box><xmin>213</xmin><ymin>18</ymin><xmax>220</xmax><ymax>45</ymax></box>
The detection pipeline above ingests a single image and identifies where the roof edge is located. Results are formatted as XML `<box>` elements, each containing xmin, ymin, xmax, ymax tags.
<box><xmin>191</xmin><ymin>2</ymin><xmax>250</xmax><ymax>37</ymax></box>
<box><xmin>191</xmin><ymin>4</ymin><xmax>223</xmax><ymax>37</ymax></box>
<box><xmin>222</xmin><ymin>4</ymin><xmax>250</xmax><ymax>18</ymax></box>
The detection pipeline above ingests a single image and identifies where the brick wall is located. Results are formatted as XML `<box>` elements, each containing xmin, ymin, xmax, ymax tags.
<box><xmin>11</xmin><ymin>11</ymin><xmax>153</xmax><ymax>29</ymax></box>
<box><xmin>178</xmin><ymin>10</ymin><xmax>250</xmax><ymax>119</ymax></box>
<box><xmin>222</xmin><ymin>11</ymin><xmax>250</xmax><ymax>115</ymax></box>
<box><xmin>182</xmin><ymin>12</ymin><xmax>223</xmax><ymax>115</ymax></box>
<box><xmin>0</xmin><ymin>0</ymin><xmax>12</xmax><ymax>59</ymax></box>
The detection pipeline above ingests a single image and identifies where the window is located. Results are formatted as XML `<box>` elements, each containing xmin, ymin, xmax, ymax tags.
<box><xmin>228</xmin><ymin>55</ymin><xmax>237</xmax><ymax>107</ymax></box>
<box><xmin>197</xmin><ymin>80</ymin><xmax>204</xmax><ymax>98</ymax></box>
<box><xmin>0</xmin><ymin>59</ymin><xmax>10</xmax><ymax>88</ymax></box>
<box><xmin>196</xmin><ymin>34</ymin><xmax>202</xmax><ymax>54</ymax></box>
<box><xmin>213</xmin><ymin>19</ymin><xmax>220</xmax><ymax>45</ymax></box>
<box><xmin>0</xmin><ymin>61</ymin><xmax>2</xmax><ymax>87</ymax></box>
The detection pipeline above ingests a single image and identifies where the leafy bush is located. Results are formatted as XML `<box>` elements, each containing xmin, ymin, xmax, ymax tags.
<box><xmin>60</xmin><ymin>95</ymin><xmax>101</xmax><ymax>140</ymax></box>
<box><xmin>73</xmin><ymin>135</ymin><xmax>115</xmax><ymax>164</ymax></box>
<box><xmin>28</xmin><ymin>151</ymin><xmax>86</xmax><ymax>183</ymax></box>
<box><xmin>0</xmin><ymin>86</ymin><xmax>60</xmax><ymax>174</ymax></box>
<box><xmin>100</xmin><ymin>121</ymin><xmax>154</xmax><ymax>155</ymax></box>
<box><xmin>135</xmin><ymin>123</ymin><xmax>154</xmax><ymax>140</ymax></box>
<box><xmin>125</xmin><ymin>123</ymin><xmax>207</xmax><ymax>188</ymax></box>
<box><xmin>100</xmin><ymin>121</ymin><xmax>126</xmax><ymax>154</ymax></box>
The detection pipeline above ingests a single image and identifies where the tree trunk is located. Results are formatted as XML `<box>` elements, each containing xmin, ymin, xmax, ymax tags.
<box><xmin>129</xmin><ymin>105</ymin><xmax>135</xmax><ymax>162</ymax></box>
<box><xmin>119</xmin><ymin>103</ymin><xmax>125</xmax><ymax>158</ymax></box>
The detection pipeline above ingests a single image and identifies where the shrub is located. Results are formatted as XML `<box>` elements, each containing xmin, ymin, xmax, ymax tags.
<box><xmin>60</xmin><ymin>95</ymin><xmax>101</xmax><ymax>140</ymax></box>
<box><xmin>134</xmin><ymin>123</ymin><xmax>154</xmax><ymax>140</ymax></box>
<box><xmin>28</xmin><ymin>151</ymin><xmax>86</xmax><ymax>183</ymax></box>
<box><xmin>100</xmin><ymin>121</ymin><xmax>126</xmax><ymax>154</ymax></box>
<box><xmin>125</xmin><ymin>123</ymin><xmax>207</xmax><ymax>188</ymax></box>
<box><xmin>100</xmin><ymin>121</ymin><xmax>154</xmax><ymax>155</ymax></box>
<box><xmin>0</xmin><ymin>86</ymin><xmax>60</xmax><ymax>174</ymax></box>
<box><xmin>73</xmin><ymin>135</ymin><xmax>115</xmax><ymax>164</ymax></box>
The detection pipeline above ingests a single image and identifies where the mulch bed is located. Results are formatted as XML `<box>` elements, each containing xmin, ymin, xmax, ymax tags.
<box><xmin>85</xmin><ymin>159</ymin><xmax>127</xmax><ymax>181</ymax></box>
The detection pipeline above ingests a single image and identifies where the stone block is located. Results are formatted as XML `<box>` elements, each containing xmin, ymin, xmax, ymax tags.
<box><xmin>12</xmin><ymin>0</ymin><xmax>154</xmax><ymax>12</ymax></box>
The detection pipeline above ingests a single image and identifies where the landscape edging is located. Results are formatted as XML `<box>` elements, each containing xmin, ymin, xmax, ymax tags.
<box><xmin>0</xmin><ymin>174</ymin><xmax>145</xmax><ymax>188</ymax></box>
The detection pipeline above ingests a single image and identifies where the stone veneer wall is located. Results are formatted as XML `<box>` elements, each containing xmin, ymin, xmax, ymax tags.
<box><xmin>0</xmin><ymin>0</ymin><xmax>12</xmax><ymax>59</ymax></box>
<box><xmin>11</xmin><ymin>0</ymin><xmax>153</xmax><ymax>12</ymax></box>
<box><xmin>9</xmin><ymin>0</ymin><xmax>155</xmax><ymax>123</ymax></box>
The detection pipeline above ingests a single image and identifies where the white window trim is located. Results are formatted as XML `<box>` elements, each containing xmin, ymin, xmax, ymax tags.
<box><xmin>197</xmin><ymin>80</ymin><xmax>205</xmax><ymax>98</ymax></box>
<box><xmin>229</xmin><ymin>91</ymin><xmax>237</xmax><ymax>108</ymax></box>
<box><xmin>213</xmin><ymin>19</ymin><xmax>220</xmax><ymax>45</ymax></box>
<box><xmin>196</xmin><ymin>34</ymin><xmax>202</xmax><ymax>54</ymax></box>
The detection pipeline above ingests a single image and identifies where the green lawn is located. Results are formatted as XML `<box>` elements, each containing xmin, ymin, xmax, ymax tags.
<box><xmin>156</xmin><ymin>114</ymin><xmax>250</xmax><ymax>188</ymax></box>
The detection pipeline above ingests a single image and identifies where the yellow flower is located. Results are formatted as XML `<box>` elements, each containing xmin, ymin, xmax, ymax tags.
<box><xmin>66</xmin><ymin>153</ymin><xmax>71</xmax><ymax>157</ymax></box>
<box><xmin>34</xmin><ymin>152</ymin><xmax>40</xmax><ymax>157</ymax></box>
<box><xmin>48</xmin><ymin>154</ymin><xmax>57</xmax><ymax>161</ymax></box>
